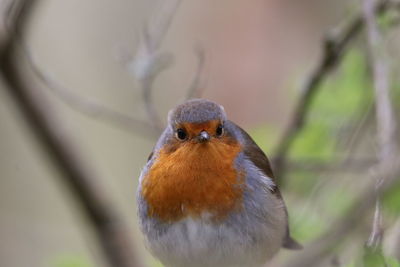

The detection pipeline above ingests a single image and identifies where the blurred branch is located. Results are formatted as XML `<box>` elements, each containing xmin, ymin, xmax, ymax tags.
<box><xmin>362</xmin><ymin>0</ymin><xmax>398</xmax><ymax>250</ymax></box>
<box><xmin>364</xmin><ymin>0</ymin><xmax>398</xmax><ymax>168</ymax></box>
<box><xmin>127</xmin><ymin>0</ymin><xmax>182</xmax><ymax>131</ymax></box>
<box><xmin>282</xmin><ymin>156</ymin><xmax>400</xmax><ymax>267</ymax></box>
<box><xmin>272</xmin><ymin>0</ymin><xmax>395</xmax><ymax>185</ymax></box>
<box><xmin>0</xmin><ymin>1</ymin><xmax>145</xmax><ymax>267</ymax></box>
<box><xmin>186</xmin><ymin>46</ymin><xmax>206</xmax><ymax>99</ymax></box>
<box><xmin>22</xmin><ymin>0</ymin><xmax>184</xmax><ymax>140</ymax></box>
<box><xmin>279</xmin><ymin>1</ymin><xmax>400</xmax><ymax>265</ymax></box>
<box><xmin>23</xmin><ymin>0</ymin><xmax>194</xmax><ymax>139</ymax></box>
<box><xmin>23</xmin><ymin>46</ymin><xmax>160</xmax><ymax>140</ymax></box>
<box><xmin>367</xmin><ymin>200</ymin><xmax>384</xmax><ymax>249</ymax></box>
<box><xmin>0</xmin><ymin>0</ymin><xmax>32</xmax><ymax>34</ymax></box>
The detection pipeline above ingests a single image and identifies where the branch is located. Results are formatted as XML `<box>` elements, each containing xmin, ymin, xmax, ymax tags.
<box><xmin>0</xmin><ymin>1</ymin><xmax>145</xmax><ymax>267</ymax></box>
<box><xmin>362</xmin><ymin>0</ymin><xmax>397</xmax><ymax>250</ymax></box>
<box><xmin>24</xmin><ymin>1</ymin><xmax>183</xmax><ymax>139</ymax></box>
<box><xmin>23</xmin><ymin>46</ymin><xmax>160</xmax><ymax>140</ymax></box>
<box><xmin>364</xmin><ymin>2</ymin><xmax>397</xmax><ymax>163</ymax></box>
<box><xmin>127</xmin><ymin>0</ymin><xmax>182</xmax><ymax>131</ymax></box>
<box><xmin>282</xmin><ymin>156</ymin><xmax>400</xmax><ymax>267</ymax></box>
<box><xmin>279</xmin><ymin>2</ymin><xmax>400</xmax><ymax>265</ymax></box>
<box><xmin>272</xmin><ymin>0</ymin><xmax>394</xmax><ymax>185</ymax></box>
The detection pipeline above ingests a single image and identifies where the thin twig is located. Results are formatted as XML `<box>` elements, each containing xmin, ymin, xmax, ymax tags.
<box><xmin>0</xmin><ymin>1</ymin><xmax>145</xmax><ymax>267</ymax></box>
<box><xmin>128</xmin><ymin>0</ymin><xmax>182</xmax><ymax>131</ymax></box>
<box><xmin>272</xmin><ymin>0</ymin><xmax>394</xmax><ymax>185</ymax></box>
<box><xmin>367</xmin><ymin>199</ymin><xmax>384</xmax><ymax>248</ymax></box>
<box><xmin>12</xmin><ymin>1</ymin><xmax>188</xmax><ymax>140</ymax></box>
<box><xmin>23</xmin><ymin>0</ymin><xmax>188</xmax><ymax>138</ymax></box>
<box><xmin>282</xmin><ymin>156</ymin><xmax>400</xmax><ymax>267</ymax></box>
<box><xmin>364</xmin><ymin>0</ymin><xmax>397</xmax><ymax>163</ymax></box>
<box><xmin>279</xmin><ymin>1</ymin><xmax>400</xmax><ymax>265</ymax></box>
<box><xmin>362</xmin><ymin>0</ymin><xmax>397</xmax><ymax>250</ymax></box>
<box><xmin>23</xmin><ymin>45</ymin><xmax>160</xmax><ymax>140</ymax></box>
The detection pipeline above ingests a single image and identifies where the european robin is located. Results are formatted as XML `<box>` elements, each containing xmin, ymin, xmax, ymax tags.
<box><xmin>137</xmin><ymin>99</ymin><xmax>300</xmax><ymax>267</ymax></box>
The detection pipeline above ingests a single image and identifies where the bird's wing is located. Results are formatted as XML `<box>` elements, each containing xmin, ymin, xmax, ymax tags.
<box><xmin>227</xmin><ymin>121</ymin><xmax>302</xmax><ymax>250</ymax></box>
<box><xmin>227</xmin><ymin>121</ymin><xmax>276</xmax><ymax>182</ymax></box>
<box><xmin>147</xmin><ymin>150</ymin><xmax>154</xmax><ymax>162</ymax></box>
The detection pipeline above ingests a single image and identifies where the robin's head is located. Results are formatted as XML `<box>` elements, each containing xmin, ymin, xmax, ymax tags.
<box><xmin>144</xmin><ymin>99</ymin><xmax>243</xmax><ymax>222</ymax></box>
<box><xmin>167</xmin><ymin>99</ymin><xmax>227</xmax><ymax>144</ymax></box>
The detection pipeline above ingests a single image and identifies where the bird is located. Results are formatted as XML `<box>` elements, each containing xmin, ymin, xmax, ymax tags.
<box><xmin>137</xmin><ymin>99</ymin><xmax>301</xmax><ymax>267</ymax></box>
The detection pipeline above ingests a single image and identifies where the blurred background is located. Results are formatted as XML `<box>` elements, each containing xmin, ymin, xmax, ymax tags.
<box><xmin>1</xmin><ymin>0</ymin><xmax>400</xmax><ymax>266</ymax></box>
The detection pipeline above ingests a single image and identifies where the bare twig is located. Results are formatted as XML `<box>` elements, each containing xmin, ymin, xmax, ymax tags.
<box><xmin>23</xmin><ymin>46</ymin><xmax>160</xmax><ymax>140</ymax></box>
<box><xmin>367</xmin><ymin>199</ymin><xmax>384</xmax><ymax>248</ymax></box>
<box><xmin>279</xmin><ymin>1</ymin><xmax>400</xmax><ymax>264</ymax></box>
<box><xmin>138</xmin><ymin>50</ymin><xmax>172</xmax><ymax>131</ymax></box>
<box><xmin>364</xmin><ymin>0</ymin><xmax>397</xmax><ymax>163</ymax></box>
<box><xmin>272</xmin><ymin>0</ymin><xmax>394</xmax><ymax>185</ymax></box>
<box><xmin>362</xmin><ymin>0</ymin><xmax>397</xmax><ymax>250</ymax></box>
<box><xmin>11</xmin><ymin>1</ymin><xmax>188</xmax><ymax>140</ymax></box>
<box><xmin>31</xmin><ymin>0</ymin><xmax>183</xmax><ymax>137</ymax></box>
<box><xmin>128</xmin><ymin>0</ymin><xmax>182</xmax><ymax>131</ymax></box>
<box><xmin>22</xmin><ymin>0</ymin><xmax>187</xmax><ymax>139</ymax></box>
<box><xmin>0</xmin><ymin>1</ymin><xmax>145</xmax><ymax>267</ymax></box>
<box><xmin>282</xmin><ymin>156</ymin><xmax>400</xmax><ymax>267</ymax></box>
<box><xmin>1</xmin><ymin>0</ymin><xmax>23</xmax><ymax>31</ymax></box>
<box><xmin>142</xmin><ymin>0</ymin><xmax>181</xmax><ymax>52</ymax></box>
<box><xmin>186</xmin><ymin>46</ymin><xmax>206</xmax><ymax>99</ymax></box>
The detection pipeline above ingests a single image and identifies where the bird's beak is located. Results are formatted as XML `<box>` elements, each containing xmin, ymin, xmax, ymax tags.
<box><xmin>197</xmin><ymin>131</ymin><xmax>210</xmax><ymax>143</ymax></box>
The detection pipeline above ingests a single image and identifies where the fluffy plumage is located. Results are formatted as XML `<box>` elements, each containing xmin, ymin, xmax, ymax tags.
<box><xmin>137</xmin><ymin>99</ymin><xmax>300</xmax><ymax>267</ymax></box>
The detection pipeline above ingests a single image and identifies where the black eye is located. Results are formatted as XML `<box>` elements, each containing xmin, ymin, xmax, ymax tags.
<box><xmin>176</xmin><ymin>128</ymin><xmax>187</xmax><ymax>140</ymax></box>
<box><xmin>216</xmin><ymin>124</ymin><xmax>224</xmax><ymax>137</ymax></box>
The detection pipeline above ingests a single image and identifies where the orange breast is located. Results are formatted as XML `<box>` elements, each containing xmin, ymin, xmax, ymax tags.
<box><xmin>142</xmin><ymin>138</ymin><xmax>244</xmax><ymax>222</ymax></box>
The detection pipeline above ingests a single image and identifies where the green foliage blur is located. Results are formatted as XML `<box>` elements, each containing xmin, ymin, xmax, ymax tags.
<box><xmin>251</xmin><ymin>48</ymin><xmax>400</xmax><ymax>265</ymax></box>
<box><xmin>49</xmin><ymin>254</ymin><xmax>92</xmax><ymax>267</ymax></box>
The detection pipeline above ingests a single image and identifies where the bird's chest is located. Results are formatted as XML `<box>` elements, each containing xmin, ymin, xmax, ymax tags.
<box><xmin>145</xmin><ymin>215</ymin><xmax>269</xmax><ymax>267</ymax></box>
<box><xmin>141</xmin><ymin>141</ymin><xmax>244</xmax><ymax>222</ymax></box>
